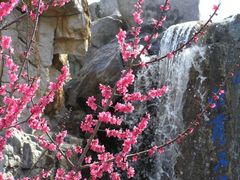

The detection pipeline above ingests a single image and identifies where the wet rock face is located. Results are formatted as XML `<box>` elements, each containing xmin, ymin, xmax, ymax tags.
<box><xmin>176</xmin><ymin>14</ymin><xmax>240</xmax><ymax>179</ymax></box>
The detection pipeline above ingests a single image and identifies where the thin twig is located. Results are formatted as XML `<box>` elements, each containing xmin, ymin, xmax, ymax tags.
<box><xmin>142</xmin><ymin>3</ymin><xmax>221</xmax><ymax>66</ymax></box>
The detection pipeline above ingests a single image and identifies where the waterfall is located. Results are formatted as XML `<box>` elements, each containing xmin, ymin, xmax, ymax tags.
<box><xmin>130</xmin><ymin>22</ymin><xmax>207</xmax><ymax>179</ymax></box>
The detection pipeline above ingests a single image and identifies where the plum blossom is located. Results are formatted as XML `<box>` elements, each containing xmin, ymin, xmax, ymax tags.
<box><xmin>86</xmin><ymin>96</ymin><xmax>97</xmax><ymax>111</ymax></box>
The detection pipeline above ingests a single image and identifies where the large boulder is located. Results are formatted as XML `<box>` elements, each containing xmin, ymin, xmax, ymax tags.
<box><xmin>91</xmin><ymin>16</ymin><xmax>124</xmax><ymax>48</ymax></box>
<box><xmin>65</xmin><ymin>41</ymin><xmax>123</xmax><ymax>110</ymax></box>
<box><xmin>39</xmin><ymin>0</ymin><xmax>91</xmax><ymax>67</ymax></box>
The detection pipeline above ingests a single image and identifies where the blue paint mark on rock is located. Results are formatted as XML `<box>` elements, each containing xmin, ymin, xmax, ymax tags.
<box><xmin>217</xmin><ymin>175</ymin><xmax>228</xmax><ymax>180</ymax></box>
<box><xmin>208</xmin><ymin>114</ymin><xmax>227</xmax><ymax>146</ymax></box>
<box><xmin>213</xmin><ymin>151</ymin><xmax>229</xmax><ymax>172</ymax></box>
<box><xmin>233</xmin><ymin>71</ymin><xmax>240</xmax><ymax>85</ymax></box>
<box><xmin>208</xmin><ymin>88</ymin><xmax>229</xmax><ymax>179</ymax></box>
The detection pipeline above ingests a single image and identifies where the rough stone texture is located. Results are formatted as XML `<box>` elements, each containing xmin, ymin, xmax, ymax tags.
<box><xmin>39</xmin><ymin>0</ymin><xmax>91</xmax><ymax>67</ymax></box>
<box><xmin>91</xmin><ymin>16</ymin><xmax>124</xmax><ymax>48</ymax></box>
<box><xmin>1</xmin><ymin>130</ymin><xmax>46</xmax><ymax>178</ymax></box>
<box><xmin>65</xmin><ymin>41</ymin><xmax>123</xmax><ymax>111</ymax></box>
<box><xmin>0</xmin><ymin>130</ymin><xmax>83</xmax><ymax>179</ymax></box>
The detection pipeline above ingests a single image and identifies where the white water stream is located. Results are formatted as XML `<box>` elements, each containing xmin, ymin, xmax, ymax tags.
<box><xmin>131</xmin><ymin>21</ymin><xmax>207</xmax><ymax>179</ymax></box>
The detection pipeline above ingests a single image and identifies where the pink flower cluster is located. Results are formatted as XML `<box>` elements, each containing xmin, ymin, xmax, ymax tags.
<box><xmin>55</xmin><ymin>169</ymin><xmax>82</xmax><ymax>180</ymax></box>
<box><xmin>133</xmin><ymin>0</ymin><xmax>144</xmax><ymax>25</ymax></box>
<box><xmin>91</xmin><ymin>139</ymin><xmax>105</xmax><ymax>153</ymax></box>
<box><xmin>115</xmin><ymin>102</ymin><xmax>134</xmax><ymax>113</ymax></box>
<box><xmin>86</xmin><ymin>96</ymin><xmax>97</xmax><ymax>111</ymax></box>
<box><xmin>0</xmin><ymin>0</ymin><xmax>18</xmax><ymax>21</ymax></box>
<box><xmin>98</xmin><ymin>111</ymin><xmax>122</xmax><ymax>125</ymax></box>
<box><xmin>55</xmin><ymin>130</ymin><xmax>67</xmax><ymax>145</ymax></box>
<box><xmin>116</xmin><ymin>70</ymin><xmax>135</xmax><ymax>94</ymax></box>
<box><xmin>90</xmin><ymin>152</ymin><xmax>114</xmax><ymax>180</ymax></box>
<box><xmin>1</xmin><ymin>36</ymin><xmax>12</xmax><ymax>50</ymax></box>
<box><xmin>80</xmin><ymin>114</ymin><xmax>96</xmax><ymax>133</ymax></box>
<box><xmin>28</xmin><ymin>66</ymin><xmax>69</xmax><ymax>132</ymax></box>
<box><xmin>123</xmin><ymin>85</ymin><xmax>168</xmax><ymax>103</ymax></box>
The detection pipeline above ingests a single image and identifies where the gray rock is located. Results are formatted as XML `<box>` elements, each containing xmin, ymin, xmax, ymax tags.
<box><xmin>89</xmin><ymin>2</ymin><xmax>101</xmax><ymax>21</ymax></box>
<box><xmin>117</xmin><ymin>0</ymin><xmax>200</xmax><ymax>27</ymax></box>
<box><xmin>91</xmin><ymin>16</ymin><xmax>124</xmax><ymax>48</ymax></box>
<box><xmin>65</xmin><ymin>41</ymin><xmax>123</xmax><ymax>110</ymax></box>
<box><xmin>21</xmin><ymin>143</ymin><xmax>33</xmax><ymax>169</ymax></box>
<box><xmin>99</xmin><ymin>0</ymin><xmax>120</xmax><ymax>18</ymax></box>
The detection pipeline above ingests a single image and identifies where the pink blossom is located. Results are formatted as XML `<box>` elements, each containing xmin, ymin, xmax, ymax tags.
<box><xmin>72</xmin><ymin>145</ymin><xmax>83</xmax><ymax>154</ymax></box>
<box><xmin>131</xmin><ymin>27</ymin><xmax>141</xmax><ymax>37</ymax></box>
<box><xmin>152</xmin><ymin>32</ymin><xmax>158</xmax><ymax>39</ymax></box>
<box><xmin>209</xmin><ymin>103</ymin><xmax>216</xmax><ymax>109</ymax></box>
<box><xmin>218</xmin><ymin>89</ymin><xmax>225</xmax><ymax>95</ymax></box>
<box><xmin>55</xmin><ymin>168</ymin><xmax>65</xmax><ymax>180</ymax></box>
<box><xmin>80</xmin><ymin>114</ymin><xmax>96</xmax><ymax>133</ymax></box>
<box><xmin>115</xmin><ymin>102</ymin><xmax>134</xmax><ymax>113</ymax></box>
<box><xmin>158</xmin><ymin>147</ymin><xmax>165</xmax><ymax>154</ymax></box>
<box><xmin>213</xmin><ymin>5</ymin><xmax>219</xmax><ymax>11</ymax></box>
<box><xmin>1</xmin><ymin>36</ymin><xmax>11</xmax><ymax>50</ymax></box>
<box><xmin>21</xmin><ymin>4</ymin><xmax>27</xmax><ymax>12</ymax></box>
<box><xmin>40</xmin><ymin>170</ymin><xmax>51</xmax><ymax>178</ymax></box>
<box><xmin>85</xmin><ymin>155</ymin><xmax>92</xmax><ymax>164</ymax></box>
<box><xmin>52</xmin><ymin>0</ymin><xmax>70</xmax><ymax>7</ymax></box>
<box><xmin>133</xmin><ymin>12</ymin><xmax>143</xmax><ymax>25</ymax></box>
<box><xmin>213</xmin><ymin>95</ymin><xmax>219</xmax><ymax>101</ymax></box>
<box><xmin>193</xmin><ymin>36</ymin><xmax>199</xmax><ymax>43</ymax></box>
<box><xmin>116</xmin><ymin>29</ymin><xmax>126</xmax><ymax>46</ymax></box>
<box><xmin>66</xmin><ymin>149</ymin><xmax>73</xmax><ymax>158</ymax></box>
<box><xmin>56</xmin><ymin>152</ymin><xmax>63</xmax><ymax>160</ymax></box>
<box><xmin>0</xmin><ymin>0</ymin><xmax>18</xmax><ymax>21</ymax></box>
<box><xmin>167</xmin><ymin>52</ymin><xmax>174</xmax><ymax>59</ymax></box>
<box><xmin>91</xmin><ymin>139</ymin><xmax>105</xmax><ymax>153</ymax></box>
<box><xmin>55</xmin><ymin>130</ymin><xmax>67</xmax><ymax>145</ymax></box>
<box><xmin>148</xmin><ymin>145</ymin><xmax>157</xmax><ymax>156</ymax></box>
<box><xmin>110</xmin><ymin>172</ymin><xmax>120</xmax><ymax>180</ymax></box>
<box><xmin>124</xmin><ymin>92</ymin><xmax>147</xmax><ymax>102</ymax></box>
<box><xmin>147</xmin><ymin>85</ymin><xmax>168</xmax><ymax>99</ymax></box>
<box><xmin>99</xmin><ymin>84</ymin><xmax>112</xmax><ymax>99</ymax></box>
<box><xmin>132</xmin><ymin>155</ymin><xmax>138</xmax><ymax>161</ymax></box>
<box><xmin>86</xmin><ymin>96</ymin><xmax>97</xmax><ymax>111</ymax></box>
<box><xmin>116</xmin><ymin>70</ymin><xmax>135</xmax><ymax>94</ymax></box>
<box><xmin>127</xmin><ymin>167</ymin><xmax>135</xmax><ymax>178</ymax></box>
<box><xmin>144</xmin><ymin>35</ymin><xmax>150</xmax><ymax>42</ymax></box>
<box><xmin>48</xmin><ymin>143</ymin><xmax>56</xmax><ymax>151</ymax></box>
<box><xmin>0</xmin><ymin>85</ymin><xmax>6</xmax><ymax>95</ymax></box>
<box><xmin>101</xmin><ymin>98</ymin><xmax>113</xmax><ymax>108</ymax></box>
<box><xmin>98</xmin><ymin>112</ymin><xmax>122</xmax><ymax>125</ymax></box>
<box><xmin>188</xmin><ymin>128</ymin><xmax>194</xmax><ymax>134</ymax></box>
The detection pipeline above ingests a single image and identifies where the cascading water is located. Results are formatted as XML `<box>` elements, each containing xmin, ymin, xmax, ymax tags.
<box><xmin>129</xmin><ymin>22</ymin><xmax>207</xmax><ymax>179</ymax></box>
